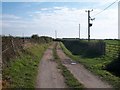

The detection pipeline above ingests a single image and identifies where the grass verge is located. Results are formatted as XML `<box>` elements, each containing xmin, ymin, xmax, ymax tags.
<box><xmin>3</xmin><ymin>43</ymin><xmax>50</xmax><ymax>88</ymax></box>
<box><xmin>53</xmin><ymin>42</ymin><xmax>84</xmax><ymax>88</ymax></box>
<box><xmin>60</xmin><ymin>42</ymin><xmax>120</xmax><ymax>88</ymax></box>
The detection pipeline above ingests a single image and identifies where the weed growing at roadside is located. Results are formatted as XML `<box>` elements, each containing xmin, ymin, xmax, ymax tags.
<box><xmin>53</xmin><ymin>42</ymin><xmax>84</xmax><ymax>88</ymax></box>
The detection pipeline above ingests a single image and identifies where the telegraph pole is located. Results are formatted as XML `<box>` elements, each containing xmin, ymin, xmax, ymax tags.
<box><xmin>88</xmin><ymin>10</ymin><xmax>90</xmax><ymax>41</ymax></box>
<box><xmin>85</xmin><ymin>9</ymin><xmax>95</xmax><ymax>41</ymax></box>
<box><xmin>55</xmin><ymin>30</ymin><xmax>57</xmax><ymax>39</ymax></box>
<box><xmin>79</xmin><ymin>24</ymin><xmax>80</xmax><ymax>39</ymax></box>
<box><xmin>22</xmin><ymin>33</ymin><xmax>25</xmax><ymax>44</ymax></box>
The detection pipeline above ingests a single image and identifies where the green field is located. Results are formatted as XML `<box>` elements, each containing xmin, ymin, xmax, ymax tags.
<box><xmin>60</xmin><ymin>39</ymin><xmax>120</xmax><ymax>88</ymax></box>
<box><xmin>104</xmin><ymin>39</ymin><xmax>119</xmax><ymax>45</ymax></box>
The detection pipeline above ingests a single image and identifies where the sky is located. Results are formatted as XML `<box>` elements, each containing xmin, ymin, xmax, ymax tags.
<box><xmin>1</xmin><ymin>0</ymin><xmax>119</xmax><ymax>39</ymax></box>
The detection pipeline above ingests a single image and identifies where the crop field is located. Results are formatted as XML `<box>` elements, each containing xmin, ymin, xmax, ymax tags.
<box><xmin>61</xmin><ymin>39</ymin><xmax>120</xmax><ymax>88</ymax></box>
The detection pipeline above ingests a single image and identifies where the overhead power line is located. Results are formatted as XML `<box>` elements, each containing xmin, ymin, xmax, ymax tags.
<box><xmin>92</xmin><ymin>0</ymin><xmax>119</xmax><ymax>17</ymax></box>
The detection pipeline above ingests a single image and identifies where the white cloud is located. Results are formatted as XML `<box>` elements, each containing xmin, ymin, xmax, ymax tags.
<box><xmin>2</xmin><ymin>6</ymin><xmax>118</xmax><ymax>39</ymax></box>
<box><xmin>2</xmin><ymin>14</ymin><xmax>21</xmax><ymax>20</ymax></box>
<box><xmin>40</xmin><ymin>8</ymin><xmax>49</xmax><ymax>11</ymax></box>
<box><xmin>34</xmin><ymin>11</ymin><xmax>41</xmax><ymax>14</ymax></box>
<box><xmin>53</xmin><ymin>7</ymin><xmax>67</xmax><ymax>10</ymax></box>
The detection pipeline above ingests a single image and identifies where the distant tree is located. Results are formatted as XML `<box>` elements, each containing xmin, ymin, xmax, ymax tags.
<box><xmin>31</xmin><ymin>34</ymin><xmax>53</xmax><ymax>43</ymax></box>
<box><xmin>31</xmin><ymin>34</ymin><xmax>39</xmax><ymax>39</ymax></box>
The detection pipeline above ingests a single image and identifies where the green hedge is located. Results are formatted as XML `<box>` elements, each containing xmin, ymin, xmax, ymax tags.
<box><xmin>62</xmin><ymin>40</ymin><xmax>106</xmax><ymax>58</ymax></box>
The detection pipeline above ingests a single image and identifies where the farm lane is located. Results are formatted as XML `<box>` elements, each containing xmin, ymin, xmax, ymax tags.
<box><xmin>56</xmin><ymin>42</ymin><xmax>112</xmax><ymax>88</ymax></box>
<box><xmin>36</xmin><ymin>43</ymin><xmax>66</xmax><ymax>88</ymax></box>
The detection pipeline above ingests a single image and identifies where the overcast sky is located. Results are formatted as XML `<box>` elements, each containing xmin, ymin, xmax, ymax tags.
<box><xmin>1</xmin><ymin>0</ymin><xmax>119</xmax><ymax>39</ymax></box>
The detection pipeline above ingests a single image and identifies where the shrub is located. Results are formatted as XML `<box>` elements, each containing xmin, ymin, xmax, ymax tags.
<box><xmin>105</xmin><ymin>51</ymin><xmax>120</xmax><ymax>77</ymax></box>
<box><xmin>62</xmin><ymin>40</ymin><xmax>106</xmax><ymax>58</ymax></box>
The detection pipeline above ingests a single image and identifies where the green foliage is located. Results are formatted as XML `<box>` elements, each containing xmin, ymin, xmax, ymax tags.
<box><xmin>61</xmin><ymin>65</ymin><xmax>83</xmax><ymax>88</ymax></box>
<box><xmin>2</xmin><ymin>35</ymin><xmax>53</xmax><ymax>68</ymax></box>
<box><xmin>104</xmin><ymin>39</ymin><xmax>120</xmax><ymax>45</ymax></box>
<box><xmin>31</xmin><ymin>35</ymin><xmax>53</xmax><ymax>43</ymax></box>
<box><xmin>105</xmin><ymin>52</ymin><xmax>120</xmax><ymax>77</ymax></box>
<box><xmin>31</xmin><ymin>34</ymin><xmax>39</xmax><ymax>39</ymax></box>
<box><xmin>3</xmin><ymin>44</ymin><xmax>49</xmax><ymax>88</ymax></box>
<box><xmin>62</xmin><ymin>40</ymin><xmax>105</xmax><ymax>58</ymax></box>
<box><xmin>60</xmin><ymin>41</ymin><xmax>120</xmax><ymax>88</ymax></box>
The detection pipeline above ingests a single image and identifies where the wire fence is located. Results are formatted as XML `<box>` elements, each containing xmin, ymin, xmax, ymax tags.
<box><xmin>2</xmin><ymin>37</ymin><xmax>24</xmax><ymax>68</ymax></box>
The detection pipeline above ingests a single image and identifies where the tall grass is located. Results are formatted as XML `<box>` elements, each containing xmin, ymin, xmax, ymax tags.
<box><xmin>2</xmin><ymin>43</ymin><xmax>50</xmax><ymax>88</ymax></box>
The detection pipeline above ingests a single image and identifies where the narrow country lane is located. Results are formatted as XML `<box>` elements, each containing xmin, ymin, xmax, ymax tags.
<box><xmin>36</xmin><ymin>43</ymin><xmax>66</xmax><ymax>88</ymax></box>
